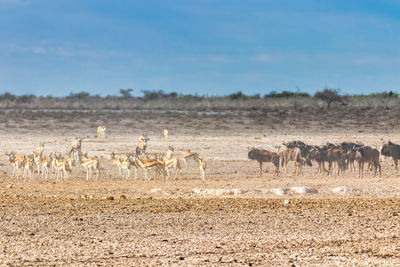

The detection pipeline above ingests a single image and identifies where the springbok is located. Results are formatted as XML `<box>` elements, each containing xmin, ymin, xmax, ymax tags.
<box><xmin>163</xmin><ymin>129</ymin><xmax>169</xmax><ymax>140</ymax></box>
<box><xmin>81</xmin><ymin>153</ymin><xmax>100</xmax><ymax>180</ymax></box>
<box><xmin>165</xmin><ymin>146</ymin><xmax>174</xmax><ymax>159</ymax></box>
<box><xmin>36</xmin><ymin>143</ymin><xmax>45</xmax><ymax>154</ymax></box>
<box><xmin>97</xmin><ymin>125</ymin><xmax>106</xmax><ymax>140</ymax></box>
<box><xmin>55</xmin><ymin>156</ymin><xmax>72</xmax><ymax>181</ymax></box>
<box><xmin>6</xmin><ymin>152</ymin><xmax>24</xmax><ymax>178</ymax></box>
<box><xmin>33</xmin><ymin>150</ymin><xmax>43</xmax><ymax>175</ymax></box>
<box><xmin>41</xmin><ymin>154</ymin><xmax>50</xmax><ymax>179</ymax></box>
<box><xmin>137</xmin><ymin>158</ymin><xmax>166</xmax><ymax>181</ymax></box>
<box><xmin>126</xmin><ymin>153</ymin><xmax>139</xmax><ymax>179</ymax></box>
<box><xmin>49</xmin><ymin>153</ymin><xmax>58</xmax><ymax>175</ymax></box>
<box><xmin>182</xmin><ymin>150</ymin><xmax>199</xmax><ymax>168</ymax></box>
<box><xmin>111</xmin><ymin>152</ymin><xmax>124</xmax><ymax>177</ymax></box>
<box><xmin>22</xmin><ymin>155</ymin><xmax>34</xmax><ymax>180</ymax></box>
<box><xmin>117</xmin><ymin>152</ymin><xmax>138</xmax><ymax>180</ymax></box>
<box><xmin>161</xmin><ymin>157</ymin><xmax>181</xmax><ymax>180</ymax></box>
<box><xmin>199</xmin><ymin>158</ymin><xmax>206</xmax><ymax>180</ymax></box>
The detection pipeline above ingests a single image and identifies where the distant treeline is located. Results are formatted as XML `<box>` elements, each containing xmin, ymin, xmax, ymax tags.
<box><xmin>0</xmin><ymin>89</ymin><xmax>398</xmax><ymax>103</ymax></box>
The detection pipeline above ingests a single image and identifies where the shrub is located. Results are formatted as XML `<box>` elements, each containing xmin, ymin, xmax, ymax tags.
<box><xmin>67</xmin><ymin>92</ymin><xmax>90</xmax><ymax>99</ymax></box>
<box><xmin>369</xmin><ymin>91</ymin><xmax>398</xmax><ymax>98</ymax></box>
<box><xmin>314</xmin><ymin>88</ymin><xmax>347</xmax><ymax>109</ymax></box>
<box><xmin>17</xmin><ymin>94</ymin><xmax>36</xmax><ymax>104</ymax></box>
<box><xmin>228</xmin><ymin>91</ymin><xmax>260</xmax><ymax>100</ymax></box>
<box><xmin>119</xmin><ymin>88</ymin><xmax>133</xmax><ymax>98</ymax></box>
<box><xmin>0</xmin><ymin>92</ymin><xmax>16</xmax><ymax>102</ymax></box>
<box><xmin>264</xmin><ymin>91</ymin><xmax>310</xmax><ymax>98</ymax></box>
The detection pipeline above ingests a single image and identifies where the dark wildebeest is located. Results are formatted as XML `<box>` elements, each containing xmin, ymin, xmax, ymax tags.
<box><xmin>309</xmin><ymin>146</ymin><xmax>329</xmax><ymax>174</ymax></box>
<box><xmin>355</xmin><ymin>146</ymin><xmax>381</xmax><ymax>177</ymax></box>
<box><xmin>283</xmin><ymin>141</ymin><xmax>313</xmax><ymax>174</ymax></box>
<box><xmin>248</xmin><ymin>148</ymin><xmax>279</xmax><ymax>176</ymax></box>
<box><xmin>326</xmin><ymin>148</ymin><xmax>347</xmax><ymax>175</ymax></box>
<box><xmin>338</xmin><ymin>142</ymin><xmax>363</xmax><ymax>172</ymax></box>
<box><xmin>380</xmin><ymin>141</ymin><xmax>400</xmax><ymax>174</ymax></box>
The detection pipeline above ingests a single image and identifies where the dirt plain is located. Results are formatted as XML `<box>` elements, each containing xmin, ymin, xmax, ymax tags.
<box><xmin>1</xmin><ymin>106</ymin><xmax>400</xmax><ymax>265</ymax></box>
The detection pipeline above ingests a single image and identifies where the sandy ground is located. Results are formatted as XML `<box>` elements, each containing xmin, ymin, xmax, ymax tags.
<box><xmin>1</xmin><ymin>109</ymin><xmax>400</xmax><ymax>265</ymax></box>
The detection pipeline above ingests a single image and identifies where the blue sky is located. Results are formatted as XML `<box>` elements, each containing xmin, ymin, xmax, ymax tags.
<box><xmin>1</xmin><ymin>0</ymin><xmax>400</xmax><ymax>97</ymax></box>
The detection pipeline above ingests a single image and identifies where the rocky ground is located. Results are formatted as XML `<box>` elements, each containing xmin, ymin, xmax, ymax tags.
<box><xmin>1</xmin><ymin>197</ymin><xmax>400</xmax><ymax>265</ymax></box>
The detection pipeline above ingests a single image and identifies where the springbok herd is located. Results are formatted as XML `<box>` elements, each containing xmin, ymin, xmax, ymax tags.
<box><xmin>248</xmin><ymin>140</ymin><xmax>400</xmax><ymax>177</ymax></box>
<box><xmin>5</xmin><ymin>127</ymin><xmax>207</xmax><ymax>182</ymax></box>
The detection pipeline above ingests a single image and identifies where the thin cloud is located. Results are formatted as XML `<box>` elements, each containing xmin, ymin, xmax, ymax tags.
<box><xmin>352</xmin><ymin>55</ymin><xmax>400</xmax><ymax>65</ymax></box>
<box><xmin>0</xmin><ymin>0</ymin><xmax>28</xmax><ymax>5</ymax></box>
<box><xmin>32</xmin><ymin>47</ymin><xmax>46</xmax><ymax>54</ymax></box>
<box><xmin>256</xmin><ymin>54</ymin><xmax>273</xmax><ymax>62</ymax></box>
<box><xmin>208</xmin><ymin>55</ymin><xmax>233</xmax><ymax>63</ymax></box>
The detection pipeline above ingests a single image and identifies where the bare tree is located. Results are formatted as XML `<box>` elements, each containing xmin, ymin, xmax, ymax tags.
<box><xmin>314</xmin><ymin>88</ymin><xmax>347</xmax><ymax>109</ymax></box>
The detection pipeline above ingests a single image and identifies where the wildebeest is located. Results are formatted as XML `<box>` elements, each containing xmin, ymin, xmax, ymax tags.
<box><xmin>339</xmin><ymin>142</ymin><xmax>363</xmax><ymax>172</ymax></box>
<box><xmin>293</xmin><ymin>147</ymin><xmax>312</xmax><ymax>175</ymax></box>
<box><xmin>283</xmin><ymin>140</ymin><xmax>313</xmax><ymax>158</ymax></box>
<box><xmin>326</xmin><ymin>148</ymin><xmax>347</xmax><ymax>175</ymax></box>
<box><xmin>355</xmin><ymin>146</ymin><xmax>381</xmax><ymax>177</ymax></box>
<box><xmin>283</xmin><ymin>141</ymin><xmax>313</xmax><ymax>174</ymax></box>
<box><xmin>248</xmin><ymin>147</ymin><xmax>279</xmax><ymax>176</ymax></box>
<box><xmin>309</xmin><ymin>146</ymin><xmax>329</xmax><ymax>174</ymax></box>
<box><xmin>380</xmin><ymin>141</ymin><xmax>400</xmax><ymax>174</ymax></box>
<box><xmin>278</xmin><ymin>148</ymin><xmax>296</xmax><ymax>173</ymax></box>
<box><xmin>68</xmin><ymin>137</ymin><xmax>83</xmax><ymax>163</ymax></box>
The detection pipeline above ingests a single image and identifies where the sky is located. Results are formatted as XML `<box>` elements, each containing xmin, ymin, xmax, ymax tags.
<box><xmin>1</xmin><ymin>0</ymin><xmax>400</xmax><ymax>97</ymax></box>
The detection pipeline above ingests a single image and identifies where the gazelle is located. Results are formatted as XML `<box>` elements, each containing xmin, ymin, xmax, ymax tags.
<box><xmin>183</xmin><ymin>150</ymin><xmax>200</xmax><ymax>168</ymax></box>
<box><xmin>97</xmin><ymin>125</ymin><xmax>106</xmax><ymax>140</ymax></box>
<box><xmin>55</xmin><ymin>156</ymin><xmax>72</xmax><ymax>181</ymax></box>
<box><xmin>137</xmin><ymin>158</ymin><xmax>166</xmax><ymax>181</ymax></box>
<box><xmin>119</xmin><ymin>153</ymin><xmax>138</xmax><ymax>179</ymax></box>
<box><xmin>6</xmin><ymin>152</ymin><xmax>24</xmax><ymax>178</ymax></box>
<box><xmin>36</xmin><ymin>143</ymin><xmax>45</xmax><ymax>154</ymax></box>
<box><xmin>81</xmin><ymin>153</ymin><xmax>100</xmax><ymax>180</ymax></box>
<box><xmin>165</xmin><ymin>146</ymin><xmax>174</xmax><ymax>159</ymax></box>
<box><xmin>33</xmin><ymin>150</ymin><xmax>43</xmax><ymax>175</ymax></box>
<box><xmin>163</xmin><ymin>129</ymin><xmax>169</xmax><ymax>140</ymax></box>
<box><xmin>41</xmin><ymin>154</ymin><xmax>50</xmax><ymax>179</ymax></box>
<box><xmin>119</xmin><ymin>157</ymin><xmax>131</xmax><ymax>179</ymax></box>
<box><xmin>111</xmin><ymin>152</ymin><xmax>123</xmax><ymax>177</ymax></box>
<box><xmin>161</xmin><ymin>157</ymin><xmax>181</xmax><ymax>180</ymax></box>
<box><xmin>199</xmin><ymin>158</ymin><xmax>206</xmax><ymax>180</ymax></box>
<box><xmin>22</xmin><ymin>155</ymin><xmax>34</xmax><ymax>180</ymax></box>
<box><xmin>49</xmin><ymin>153</ymin><xmax>58</xmax><ymax>175</ymax></box>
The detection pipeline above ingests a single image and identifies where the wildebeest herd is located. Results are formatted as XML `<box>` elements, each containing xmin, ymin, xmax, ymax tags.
<box><xmin>248</xmin><ymin>140</ymin><xmax>400</xmax><ymax>177</ymax></box>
